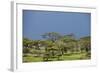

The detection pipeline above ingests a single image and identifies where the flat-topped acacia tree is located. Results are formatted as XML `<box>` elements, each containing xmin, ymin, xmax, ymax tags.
<box><xmin>42</xmin><ymin>32</ymin><xmax>62</xmax><ymax>42</ymax></box>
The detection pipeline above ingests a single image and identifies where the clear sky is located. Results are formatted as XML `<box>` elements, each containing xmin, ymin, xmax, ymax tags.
<box><xmin>23</xmin><ymin>10</ymin><xmax>91</xmax><ymax>40</ymax></box>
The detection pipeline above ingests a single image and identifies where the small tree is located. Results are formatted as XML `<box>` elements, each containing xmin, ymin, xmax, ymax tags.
<box><xmin>79</xmin><ymin>36</ymin><xmax>91</xmax><ymax>53</ymax></box>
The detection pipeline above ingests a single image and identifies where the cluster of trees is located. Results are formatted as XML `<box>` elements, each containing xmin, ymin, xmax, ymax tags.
<box><xmin>23</xmin><ymin>32</ymin><xmax>91</xmax><ymax>61</ymax></box>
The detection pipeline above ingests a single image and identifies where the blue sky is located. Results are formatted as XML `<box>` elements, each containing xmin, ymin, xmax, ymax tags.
<box><xmin>23</xmin><ymin>10</ymin><xmax>91</xmax><ymax>40</ymax></box>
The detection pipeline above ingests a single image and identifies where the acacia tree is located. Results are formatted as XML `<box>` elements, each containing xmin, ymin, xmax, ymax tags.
<box><xmin>60</xmin><ymin>33</ymin><xmax>78</xmax><ymax>54</ymax></box>
<box><xmin>41</xmin><ymin>32</ymin><xmax>64</xmax><ymax>61</ymax></box>
<box><xmin>79</xmin><ymin>36</ymin><xmax>91</xmax><ymax>53</ymax></box>
<box><xmin>23</xmin><ymin>38</ymin><xmax>33</xmax><ymax>53</ymax></box>
<box><xmin>79</xmin><ymin>36</ymin><xmax>91</xmax><ymax>58</ymax></box>
<box><xmin>42</xmin><ymin>32</ymin><xmax>62</xmax><ymax>42</ymax></box>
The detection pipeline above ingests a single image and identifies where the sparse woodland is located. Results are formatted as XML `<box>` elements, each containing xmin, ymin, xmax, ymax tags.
<box><xmin>23</xmin><ymin>32</ymin><xmax>91</xmax><ymax>62</ymax></box>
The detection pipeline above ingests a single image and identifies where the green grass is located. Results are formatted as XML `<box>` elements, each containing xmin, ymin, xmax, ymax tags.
<box><xmin>61</xmin><ymin>53</ymin><xmax>90</xmax><ymax>60</ymax></box>
<box><xmin>23</xmin><ymin>56</ymin><xmax>43</xmax><ymax>62</ymax></box>
<box><xmin>23</xmin><ymin>52</ymin><xmax>90</xmax><ymax>63</ymax></box>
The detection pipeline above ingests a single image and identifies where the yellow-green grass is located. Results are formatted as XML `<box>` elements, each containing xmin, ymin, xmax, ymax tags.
<box><xmin>23</xmin><ymin>52</ymin><xmax>90</xmax><ymax>63</ymax></box>
<box><xmin>61</xmin><ymin>53</ymin><xmax>90</xmax><ymax>61</ymax></box>
<box><xmin>23</xmin><ymin>56</ymin><xmax>43</xmax><ymax>62</ymax></box>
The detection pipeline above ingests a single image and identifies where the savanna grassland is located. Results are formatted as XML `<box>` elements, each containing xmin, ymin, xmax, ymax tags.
<box><xmin>23</xmin><ymin>32</ymin><xmax>91</xmax><ymax>62</ymax></box>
